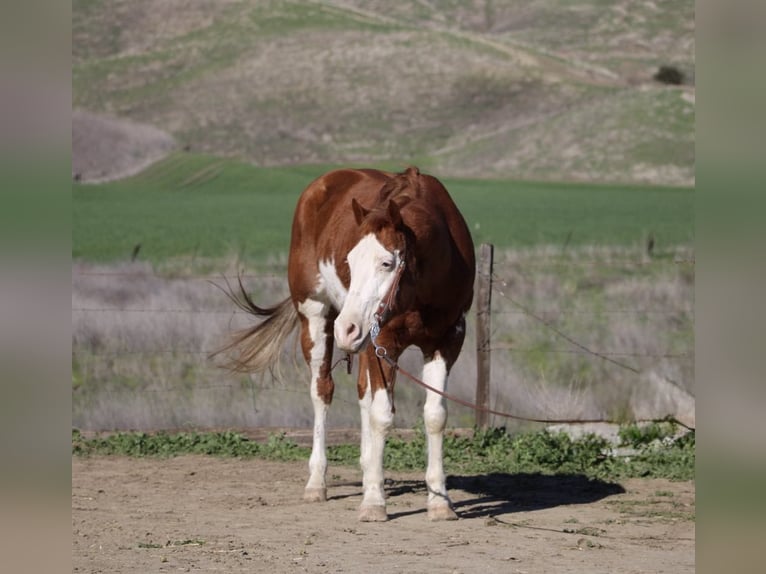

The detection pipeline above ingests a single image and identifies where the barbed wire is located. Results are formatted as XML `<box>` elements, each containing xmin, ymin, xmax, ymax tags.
<box><xmin>72</xmin><ymin>257</ymin><xmax>694</xmax><ymax>413</ymax></box>
<box><xmin>72</xmin><ymin>305</ymin><xmax>692</xmax><ymax>317</ymax></box>
<box><xmin>490</xmin><ymin>273</ymin><xmax>691</xmax><ymax>393</ymax></box>
<box><xmin>73</xmin><ymin>307</ymin><xmax>248</xmax><ymax>315</ymax></box>
<box><xmin>490</xmin><ymin>307</ymin><xmax>692</xmax><ymax>316</ymax></box>
<box><xmin>72</xmin><ymin>306</ymin><xmax>694</xmax><ymax>315</ymax></box>
<box><xmin>72</xmin><ymin>263</ymin><xmax>693</xmax><ymax>363</ymax></box>
<box><xmin>73</xmin><ymin>375</ymin><xmax>364</xmax><ymax>410</ymax></box>
<box><xmin>489</xmin><ymin>344</ymin><xmax>692</xmax><ymax>360</ymax></box>
<box><xmin>74</xmin><ymin>349</ymin><xmax>212</xmax><ymax>356</ymax></box>
<box><xmin>491</xmin><ymin>277</ymin><xmax>637</xmax><ymax>374</ymax></box>
<box><xmin>71</xmin><ymin>256</ymin><xmax>694</xmax><ymax>281</ymax></box>
<box><xmin>72</xmin><ymin>270</ymin><xmax>285</xmax><ymax>281</ymax></box>
<box><xmin>73</xmin><ymin>345</ymin><xmax>692</xmax><ymax>362</ymax></box>
<box><xmin>487</xmin><ymin>258</ymin><xmax>695</xmax><ymax>271</ymax></box>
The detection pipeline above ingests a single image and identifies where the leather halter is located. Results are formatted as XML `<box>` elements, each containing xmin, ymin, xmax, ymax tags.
<box><xmin>367</xmin><ymin>252</ymin><xmax>405</xmax><ymax>413</ymax></box>
<box><xmin>370</xmin><ymin>252</ymin><xmax>405</xmax><ymax>359</ymax></box>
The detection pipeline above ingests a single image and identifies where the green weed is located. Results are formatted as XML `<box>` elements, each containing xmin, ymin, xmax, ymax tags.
<box><xmin>71</xmin><ymin>429</ymin><xmax>310</xmax><ymax>459</ymax></box>
<box><xmin>618</xmin><ymin>421</ymin><xmax>679</xmax><ymax>448</ymax></box>
<box><xmin>72</xmin><ymin>425</ymin><xmax>694</xmax><ymax>481</ymax></box>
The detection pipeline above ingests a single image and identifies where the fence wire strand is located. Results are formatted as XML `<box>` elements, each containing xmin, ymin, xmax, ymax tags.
<box><xmin>491</xmin><ymin>273</ymin><xmax>642</xmax><ymax>374</ymax></box>
<box><xmin>73</xmin><ymin>254</ymin><xmax>694</xmax><ymax>426</ymax></box>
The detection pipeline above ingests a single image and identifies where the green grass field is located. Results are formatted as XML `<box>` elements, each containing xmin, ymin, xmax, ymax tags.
<box><xmin>72</xmin><ymin>153</ymin><xmax>693</xmax><ymax>264</ymax></box>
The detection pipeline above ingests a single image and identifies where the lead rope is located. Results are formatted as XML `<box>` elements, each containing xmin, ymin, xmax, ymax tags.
<box><xmin>371</xmin><ymin>312</ymin><xmax>400</xmax><ymax>413</ymax></box>
<box><xmin>360</xmin><ymin>256</ymin><xmax>692</xmax><ymax>429</ymax></box>
<box><xmin>369</xmin><ymin>310</ymin><xmax>692</xmax><ymax>430</ymax></box>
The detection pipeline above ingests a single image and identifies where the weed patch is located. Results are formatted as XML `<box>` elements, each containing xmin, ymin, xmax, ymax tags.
<box><xmin>72</xmin><ymin>425</ymin><xmax>694</xmax><ymax>481</ymax></box>
<box><xmin>71</xmin><ymin>429</ymin><xmax>309</xmax><ymax>460</ymax></box>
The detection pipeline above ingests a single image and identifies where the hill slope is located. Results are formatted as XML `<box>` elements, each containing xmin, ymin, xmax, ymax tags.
<box><xmin>73</xmin><ymin>0</ymin><xmax>694</xmax><ymax>185</ymax></box>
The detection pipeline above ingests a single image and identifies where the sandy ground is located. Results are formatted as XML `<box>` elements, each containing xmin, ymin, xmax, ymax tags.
<box><xmin>72</xmin><ymin>456</ymin><xmax>694</xmax><ymax>573</ymax></box>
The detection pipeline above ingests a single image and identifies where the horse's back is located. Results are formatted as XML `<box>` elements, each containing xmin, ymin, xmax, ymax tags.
<box><xmin>416</xmin><ymin>173</ymin><xmax>475</xmax><ymax>272</ymax></box>
<box><xmin>291</xmin><ymin>169</ymin><xmax>390</xmax><ymax>241</ymax></box>
<box><xmin>288</xmin><ymin>167</ymin><xmax>474</xmax><ymax>313</ymax></box>
<box><xmin>288</xmin><ymin>169</ymin><xmax>392</xmax><ymax>298</ymax></box>
<box><xmin>299</xmin><ymin>168</ymin><xmax>390</xmax><ymax>211</ymax></box>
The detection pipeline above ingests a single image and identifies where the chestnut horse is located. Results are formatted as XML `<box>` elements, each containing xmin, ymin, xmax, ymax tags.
<box><xmin>220</xmin><ymin>166</ymin><xmax>475</xmax><ymax>521</ymax></box>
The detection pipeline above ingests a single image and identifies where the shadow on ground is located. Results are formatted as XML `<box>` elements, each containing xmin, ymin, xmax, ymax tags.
<box><xmin>381</xmin><ymin>473</ymin><xmax>625</xmax><ymax>521</ymax></box>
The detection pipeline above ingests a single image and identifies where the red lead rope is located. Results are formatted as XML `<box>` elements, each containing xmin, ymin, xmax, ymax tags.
<box><xmin>335</xmin><ymin>349</ymin><xmax>692</xmax><ymax>429</ymax></box>
<box><xmin>380</xmin><ymin>353</ymin><xmax>692</xmax><ymax>429</ymax></box>
<box><xmin>359</xmin><ymin>251</ymin><xmax>693</xmax><ymax>430</ymax></box>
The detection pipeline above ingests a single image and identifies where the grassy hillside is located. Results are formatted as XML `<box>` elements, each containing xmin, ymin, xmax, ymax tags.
<box><xmin>72</xmin><ymin>2</ymin><xmax>695</xmax><ymax>432</ymax></box>
<box><xmin>72</xmin><ymin>0</ymin><xmax>694</xmax><ymax>185</ymax></box>
<box><xmin>72</xmin><ymin>153</ymin><xmax>693</xmax><ymax>264</ymax></box>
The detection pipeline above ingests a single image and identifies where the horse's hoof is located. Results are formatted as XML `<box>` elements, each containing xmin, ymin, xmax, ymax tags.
<box><xmin>303</xmin><ymin>487</ymin><xmax>327</xmax><ymax>502</ymax></box>
<box><xmin>358</xmin><ymin>505</ymin><xmax>388</xmax><ymax>522</ymax></box>
<box><xmin>428</xmin><ymin>503</ymin><xmax>458</xmax><ymax>521</ymax></box>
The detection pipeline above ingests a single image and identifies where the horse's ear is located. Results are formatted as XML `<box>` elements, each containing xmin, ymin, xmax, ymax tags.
<box><xmin>351</xmin><ymin>198</ymin><xmax>369</xmax><ymax>226</ymax></box>
<box><xmin>387</xmin><ymin>199</ymin><xmax>403</xmax><ymax>227</ymax></box>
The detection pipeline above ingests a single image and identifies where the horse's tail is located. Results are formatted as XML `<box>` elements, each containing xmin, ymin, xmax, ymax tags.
<box><xmin>211</xmin><ymin>279</ymin><xmax>299</xmax><ymax>375</ymax></box>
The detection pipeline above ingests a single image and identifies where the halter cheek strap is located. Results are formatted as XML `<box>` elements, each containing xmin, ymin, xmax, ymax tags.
<box><xmin>370</xmin><ymin>253</ymin><xmax>406</xmax><ymax>358</ymax></box>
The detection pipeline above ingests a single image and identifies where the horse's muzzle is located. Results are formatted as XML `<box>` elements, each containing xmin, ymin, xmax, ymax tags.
<box><xmin>334</xmin><ymin>318</ymin><xmax>368</xmax><ymax>353</ymax></box>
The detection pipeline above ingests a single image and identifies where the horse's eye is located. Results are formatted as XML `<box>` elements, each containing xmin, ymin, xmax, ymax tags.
<box><xmin>381</xmin><ymin>260</ymin><xmax>394</xmax><ymax>271</ymax></box>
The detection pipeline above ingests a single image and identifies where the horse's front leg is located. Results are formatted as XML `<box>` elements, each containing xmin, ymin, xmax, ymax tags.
<box><xmin>422</xmin><ymin>350</ymin><xmax>458</xmax><ymax>521</ymax></box>
<box><xmin>298</xmin><ymin>299</ymin><xmax>336</xmax><ymax>502</ymax></box>
<box><xmin>357</xmin><ymin>349</ymin><xmax>394</xmax><ymax>521</ymax></box>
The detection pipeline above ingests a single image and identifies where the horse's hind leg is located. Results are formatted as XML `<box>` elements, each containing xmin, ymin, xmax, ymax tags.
<box><xmin>297</xmin><ymin>298</ymin><xmax>336</xmax><ymax>502</ymax></box>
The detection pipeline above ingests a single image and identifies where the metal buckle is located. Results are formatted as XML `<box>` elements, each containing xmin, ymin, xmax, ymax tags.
<box><xmin>370</xmin><ymin>314</ymin><xmax>387</xmax><ymax>358</ymax></box>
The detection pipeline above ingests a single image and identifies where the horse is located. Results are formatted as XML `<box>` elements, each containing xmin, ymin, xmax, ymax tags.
<box><xmin>218</xmin><ymin>166</ymin><xmax>475</xmax><ymax>522</ymax></box>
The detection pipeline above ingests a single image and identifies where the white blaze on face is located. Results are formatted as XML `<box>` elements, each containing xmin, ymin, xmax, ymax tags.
<box><xmin>334</xmin><ymin>233</ymin><xmax>399</xmax><ymax>352</ymax></box>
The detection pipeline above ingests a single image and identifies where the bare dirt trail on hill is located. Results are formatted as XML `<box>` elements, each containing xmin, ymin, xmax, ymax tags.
<box><xmin>73</xmin><ymin>455</ymin><xmax>694</xmax><ymax>573</ymax></box>
<box><xmin>71</xmin><ymin>110</ymin><xmax>176</xmax><ymax>183</ymax></box>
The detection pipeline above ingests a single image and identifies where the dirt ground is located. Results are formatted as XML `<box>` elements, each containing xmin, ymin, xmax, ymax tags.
<box><xmin>72</xmin><ymin>455</ymin><xmax>694</xmax><ymax>573</ymax></box>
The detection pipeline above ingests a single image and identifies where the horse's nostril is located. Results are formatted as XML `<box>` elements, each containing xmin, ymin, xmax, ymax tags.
<box><xmin>346</xmin><ymin>323</ymin><xmax>358</xmax><ymax>337</ymax></box>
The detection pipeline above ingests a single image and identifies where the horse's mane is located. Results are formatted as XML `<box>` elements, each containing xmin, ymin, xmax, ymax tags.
<box><xmin>377</xmin><ymin>166</ymin><xmax>421</xmax><ymax>205</ymax></box>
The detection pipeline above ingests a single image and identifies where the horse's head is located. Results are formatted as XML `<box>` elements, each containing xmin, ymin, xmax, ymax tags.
<box><xmin>334</xmin><ymin>196</ymin><xmax>413</xmax><ymax>353</ymax></box>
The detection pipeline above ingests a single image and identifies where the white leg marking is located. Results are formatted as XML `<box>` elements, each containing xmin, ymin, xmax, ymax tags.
<box><xmin>422</xmin><ymin>353</ymin><xmax>457</xmax><ymax>520</ymax></box>
<box><xmin>359</xmin><ymin>381</ymin><xmax>372</xmax><ymax>477</ymax></box>
<box><xmin>359</xmin><ymin>381</ymin><xmax>393</xmax><ymax>521</ymax></box>
<box><xmin>298</xmin><ymin>299</ymin><xmax>330</xmax><ymax>502</ymax></box>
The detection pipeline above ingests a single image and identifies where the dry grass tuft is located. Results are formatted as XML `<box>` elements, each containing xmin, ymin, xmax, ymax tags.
<box><xmin>72</xmin><ymin>244</ymin><xmax>693</xmax><ymax>431</ymax></box>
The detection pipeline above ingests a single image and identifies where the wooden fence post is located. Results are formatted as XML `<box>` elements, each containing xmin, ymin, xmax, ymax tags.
<box><xmin>475</xmin><ymin>243</ymin><xmax>494</xmax><ymax>428</ymax></box>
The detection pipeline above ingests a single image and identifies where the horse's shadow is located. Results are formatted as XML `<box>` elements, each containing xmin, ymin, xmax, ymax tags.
<box><xmin>378</xmin><ymin>473</ymin><xmax>625</xmax><ymax>521</ymax></box>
